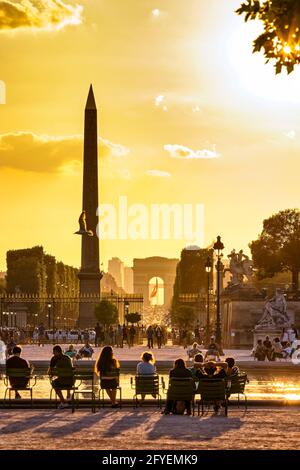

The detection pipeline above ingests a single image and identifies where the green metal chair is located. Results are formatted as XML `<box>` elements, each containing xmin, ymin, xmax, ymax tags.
<box><xmin>197</xmin><ymin>379</ymin><xmax>228</xmax><ymax>416</ymax></box>
<box><xmin>226</xmin><ymin>373</ymin><xmax>248</xmax><ymax>410</ymax></box>
<box><xmin>163</xmin><ymin>377</ymin><xmax>196</xmax><ymax>415</ymax></box>
<box><xmin>4</xmin><ymin>368</ymin><xmax>37</xmax><ymax>407</ymax></box>
<box><xmin>49</xmin><ymin>367</ymin><xmax>76</xmax><ymax>408</ymax></box>
<box><xmin>72</xmin><ymin>368</ymin><xmax>96</xmax><ymax>413</ymax></box>
<box><xmin>130</xmin><ymin>375</ymin><xmax>162</xmax><ymax>408</ymax></box>
<box><xmin>98</xmin><ymin>370</ymin><xmax>122</xmax><ymax>408</ymax></box>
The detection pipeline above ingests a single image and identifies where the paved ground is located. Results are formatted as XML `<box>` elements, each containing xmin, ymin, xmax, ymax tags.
<box><xmin>10</xmin><ymin>344</ymin><xmax>254</xmax><ymax>362</ymax></box>
<box><xmin>0</xmin><ymin>407</ymin><xmax>298</xmax><ymax>450</ymax></box>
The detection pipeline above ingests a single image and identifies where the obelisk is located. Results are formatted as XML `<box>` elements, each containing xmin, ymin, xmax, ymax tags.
<box><xmin>78</xmin><ymin>85</ymin><xmax>102</xmax><ymax>327</ymax></box>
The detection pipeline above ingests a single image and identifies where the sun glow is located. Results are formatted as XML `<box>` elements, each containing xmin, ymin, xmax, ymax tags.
<box><xmin>225</xmin><ymin>22</ymin><xmax>300</xmax><ymax>105</ymax></box>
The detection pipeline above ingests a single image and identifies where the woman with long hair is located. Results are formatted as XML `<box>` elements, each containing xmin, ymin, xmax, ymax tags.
<box><xmin>95</xmin><ymin>346</ymin><xmax>120</xmax><ymax>407</ymax></box>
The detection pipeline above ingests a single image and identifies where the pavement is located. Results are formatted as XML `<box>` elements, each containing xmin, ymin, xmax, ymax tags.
<box><xmin>11</xmin><ymin>344</ymin><xmax>254</xmax><ymax>362</ymax></box>
<box><xmin>0</xmin><ymin>407</ymin><xmax>298</xmax><ymax>450</ymax></box>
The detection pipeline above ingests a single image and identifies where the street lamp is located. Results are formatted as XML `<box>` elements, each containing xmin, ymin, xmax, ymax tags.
<box><xmin>124</xmin><ymin>300</ymin><xmax>129</xmax><ymax>324</ymax></box>
<box><xmin>47</xmin><ymin>303</ymin><xmax>51</xmax><ymax>329</ymax></box>
<box><xmin>213</xmin><ymin>235</ymin><xmax>224</xmax><ymax>354</ymax></box>
<box><xmin>205</xmin><ymin>256</ymin><xmax>212</xmax><ymax>345</ymax></box>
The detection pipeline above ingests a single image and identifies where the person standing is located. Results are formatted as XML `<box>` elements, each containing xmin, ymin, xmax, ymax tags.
<box><xmin>116</xmin><ymin>324</ymin><xmax>123</xmax><ymax>348</ymax></box>
<box><xmin>146</xmin><ymin>325</ymin><xmax>154</xmax><ymax>349</ymax></box>
<box><xmin>122</xmin><ymin>324</ymin><xmax>128</xmax><ymax>348</ymax></box>
<box><xmin>95</xmin><ymin>322</ymin><xmax>101</xmax><ymax>347</ymax></box>
<box><xmin>38</xmin><ymin>323</ymin><xmax>45</xmax><ymax>347</ymax></box>
<box><xmin>156</xmin><ymin>326</ymin><xmax>162</xmax><ymax>349</ymax></box>
<box><xmin>129</xmin><ymin>324</ymin><xmax>136</xmax><ymax>348</ymax></box>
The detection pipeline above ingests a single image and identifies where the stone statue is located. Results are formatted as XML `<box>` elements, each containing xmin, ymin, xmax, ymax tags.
<box><xmin>225</xmin><ymin>249</ymin><xmax>254</xmax><ymax>286</ymax></box>
<box><xmin>255</xmin><ymin>289</ymin><xmax>291</xmax><ymax>329</ymax></box>
<box><xmin>74</xmin><ymin>210</ymin><xmax>93</xmax><ymax>236</ymax></box>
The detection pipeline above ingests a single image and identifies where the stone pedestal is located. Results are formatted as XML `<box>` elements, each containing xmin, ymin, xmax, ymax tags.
<box><xmin>222</xmin><ymin>297</ymin><xmax>299</xmax><ymax>348</ymax></box>
<box><xmin>253</xmin><ymin>328</ymin><xmax>283</xmax><ymax>348</ymax></box>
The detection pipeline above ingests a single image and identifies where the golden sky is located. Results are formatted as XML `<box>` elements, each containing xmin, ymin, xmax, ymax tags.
<box><xmin>1</xmin><ymin>0</ymin><xmax>300</xmax><ymax>271</ymax></box>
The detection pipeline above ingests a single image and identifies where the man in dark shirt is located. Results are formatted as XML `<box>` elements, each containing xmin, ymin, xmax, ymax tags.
<box><xmin>6</xmin><ymin>346</ymin><xmax>31</xmax><ymax>399</ymax></box>
<box><xmin>48</xmin><ymin>345</ymin><xmax>74</xmax><ymax>408</ymax></box>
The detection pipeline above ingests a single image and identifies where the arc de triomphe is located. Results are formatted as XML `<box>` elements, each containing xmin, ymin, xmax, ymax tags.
<box><xmin>133</xmin><ymin>257</ymin><xmax>179</xmax><ymax>308</ymax></box>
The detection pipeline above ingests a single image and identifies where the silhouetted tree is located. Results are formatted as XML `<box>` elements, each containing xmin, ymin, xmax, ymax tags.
<box><xmin>94</xmin><ymin>300</ymin><xmax>118</xmax><ymax>326</ymax></box>
<box><xmin>171</xmin><ymin>305</ymin><xmax>198</xmax><ymax>328</ymax></box>
<box><xmin>125</xmin><ymin>312</ymin><xmax>142</xmax><ymax>324</ymax></box>
<box><xmin>237</xmin><ymin>0</ymin><xmax>300</xmax><ymax>74</ymax></box>
<box><xmin>250</xmin><ymin>209</ymin><xmax>300</xmax><ymax>291</ymax></box>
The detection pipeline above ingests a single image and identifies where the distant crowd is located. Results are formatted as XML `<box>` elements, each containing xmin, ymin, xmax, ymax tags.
<box><xmin>253</xmin><ymin>325</ymin><xmax>300</xmax><ymax>361</ymax></box>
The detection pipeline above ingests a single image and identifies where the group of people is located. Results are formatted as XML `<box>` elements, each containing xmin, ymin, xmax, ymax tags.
<box><xmin>4</xmin><ymin>343</ymin><xmax>239</xmax><ymax>414</ymax></box>
<box><xmin>253</xmin><ymin>325</ymin><xmax>299</xmax><ymax>361</ymax></box>
<box><xmin>94</xmin><ymin>323</ymin><xmax>140</xmax><ymax>348</ymax></box>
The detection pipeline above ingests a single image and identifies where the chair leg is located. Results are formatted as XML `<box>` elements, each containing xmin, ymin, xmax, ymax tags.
<box><xmin>244</xmin><ymin>394</ymin><xmax>247</xmax><ymax>411</ymax></box>
<box><xmin>30</xmin><ymin>389</ymin><xmax>33</xmax><ymax>408</ymax></box>
<box><xmin>4</xmin><ymin>388</ymin><xmax>8</xmax><ymax>408</ymax></box>
<box><xmin>119</xmin><ymin>387</ymin><xmax>122</xmax><ymax>408</ymax></box>
<box><xmin>92</xmin><ymin>392</ymin><xmax>96</xmax><ymax>413</ymax></box>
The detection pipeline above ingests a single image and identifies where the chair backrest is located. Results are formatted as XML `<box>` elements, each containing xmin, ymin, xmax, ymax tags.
<box><xmin>74</xmin><ymin>368</ymin><xmax>95</xmax><ymax>383</ymax></box>
<box><xmin>52</xmin><ymin>367</ymin><xmax>75</xmax><ymax>378</ymax></box>
<box><xmin>135</xmin><ymin>375</ymin><xmax>159</xmax><ymax>395</ymax></box>
<box><xmin>197</xmin><ymin>379</ymin><xmax>226</xmax><ymax>401</ymax></box>
<box><xmin>6</xmin><ymin>368</ymin><xmax>32</xmax><ymax>378</ymax></box>
<box><xmin>227</xmin><ymin>374</ymin><xmax>248</xmax><ymax>394</ymax></box>
<box><xmin>99</xmin><ymin>369</ymin><xmax>120</xmax><ymax>386</ymax></box>
<box><xmin>167</xmin><ymin>377</ymin><xmax>196</xmax><ymax>401</ymax></box>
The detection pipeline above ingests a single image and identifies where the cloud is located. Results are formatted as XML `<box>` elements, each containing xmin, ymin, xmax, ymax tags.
<box><xmin>0</xmin><ymin>0</ymin><xmax>83</xmax><ymax>32</ymax></box>
<box><xmin>154</xmin><ymin>95</ymin><xmax>168</xmax><ymax>112</ymax></box>
<box><xmin>145</xmin><ymin>169</ymin><xmax>171</xmax><ymax>178</ymax></box>
<box><xmin>101</xmin><ymin>139</ymin><xmax>130</xmax><ymax>158</ymax></box>
<box><xmin>0</xmin><ymin>132</ymin><xmax>129</xmax><ymax>173</ymax></box>
<box><xmin>164</xmin><ymin>144</ymin><xmax>220</xmax><ymax>160</ymax></box>
<box><xmin>284</xmin><ymin>130</ymin><xmax>296</xmax><ymax>140</ymax></box>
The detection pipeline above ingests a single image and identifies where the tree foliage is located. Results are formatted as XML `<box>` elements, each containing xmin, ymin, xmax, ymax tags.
<box><xmin>171</xmin><ymin>305</ymin><xmax>198</xmax><ymax>329</ymax></box>
<box><xmin>249</xmin><ymin>209</ymin><xmax>300</xmax><ymax>290</ymax></box>
<box><xmin>171</xmin><ymin>247</ymin><xmax>213</xmax><ymax>319</ymax></box>
<box><xmin>125</xmin><ymin>312</ymin><xmax>142</xmax><ymax>324</ymax></box>
<box><xmin>237</xmin><ymin>0</ymin><xmax>300</xmax><ymax>74</ymax></box>
<box><xmin>94</xmin><ymin>300</ymin><xmax>119</xmax><ymax>326</ymax></box>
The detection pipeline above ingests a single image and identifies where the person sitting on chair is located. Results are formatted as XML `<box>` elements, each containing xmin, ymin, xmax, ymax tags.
<box><xmin>77</xmin><ymin>342</ymin><xmax>94</xmax><ymax>359</ymax></box>
<box><xmin>65</xmin><ymin>344</ymin><xmax>77</xmax><ymax>359</ymax></box>
<box><xmin>48</xmin><ymin>345</ymin><xmax>74</xmax><ymax>408</ymax></box>
<box><xmin>163</xmin><ymin>358</ymin><xmax>194</xmax><ymax>416</ymax></box>
<box><xmin>253</xmin><ymin>340</ymin><xmax>265</xmax><ymax>361</ymax></box>
<box><xmin>273</xmin><ymin>338</ymin><xmax>284</xmax><ymax>360</ymax></box>
<box><xmin>136</xmin><ymin>351</ymin><xmax>157</xmax><ymax>403</ymax></box>
<box><xmin>187</xmin><ymin>342</ymin><xmax>202</xmax><ymax>361</ymax></box>
<box><xmin>202</xmin><ymin>360</ymin><xmax>228</xmax><ymax>414</ymax></box>
<box><xmin>204</xmin><ymin>337</ymin><xmax>221</xmax><ymax>361</ymax></box>
<box><xmin>6</xmin><ymin>346</ymin><xmax>32</xmax><ymax>399</ymax></box>
<box><xmin>95</xmin><ymin>346</ymin><xmax>120</xmax><ymax>408</ymax></box>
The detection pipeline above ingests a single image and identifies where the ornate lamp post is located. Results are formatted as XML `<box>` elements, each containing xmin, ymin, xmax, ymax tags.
<box><xmin>213</xmin><ymin>235</ymin><xmax>224</xmax><ymax>353</ymax></box>
<box><xmin>47</xmin><ymin>303</ymin><xmax>51</xmax><ymax>329</ymax></box>
<box><xmin>205</xmin><ymin>256</ymin><xmax>212</xmax><ymax>345</ymax></box>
